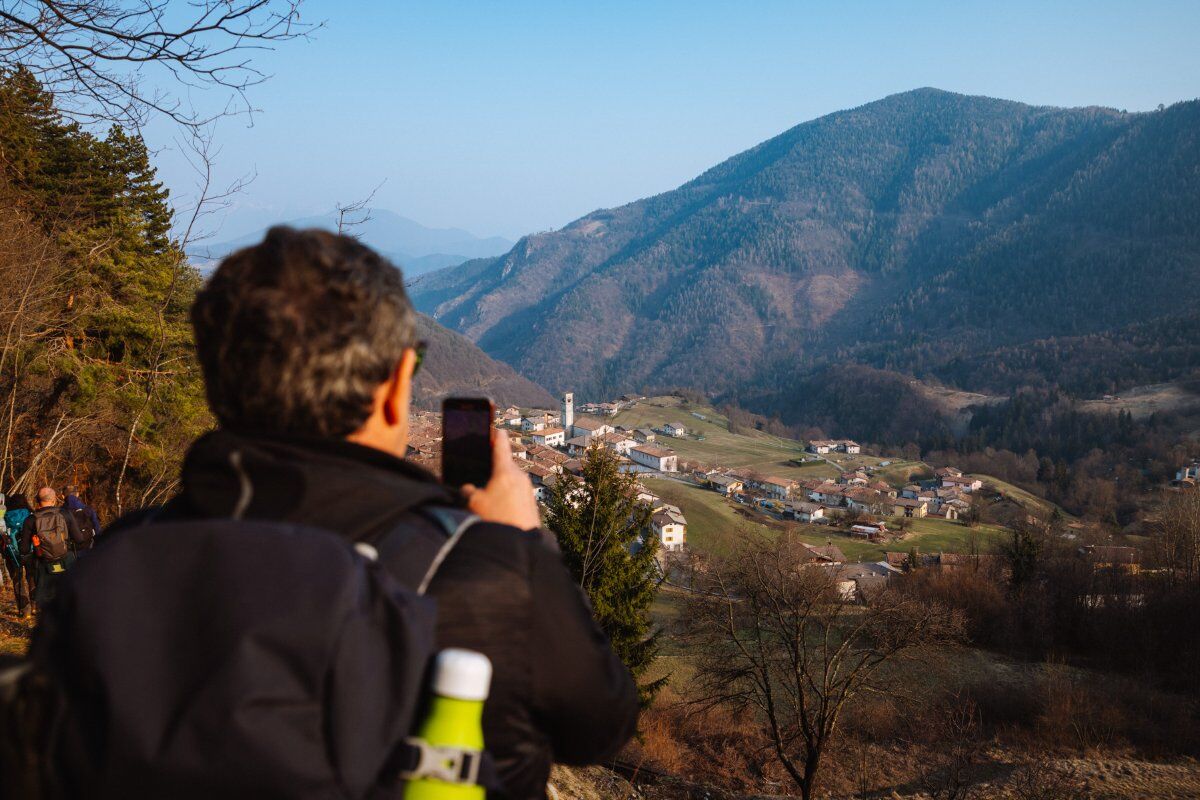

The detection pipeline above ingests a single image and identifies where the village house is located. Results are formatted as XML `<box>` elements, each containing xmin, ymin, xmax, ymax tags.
<box><xmin>901</xmin><ymin>484</ymin><xmax>922</xmax><ymax>499</ymax></box>
<box><xmin>510</xmin><ymin>440</ymin><xmax>528</xmax><ymax>460</ymax></box>
<box><xmin>569</xmin><ymin>416</ymin><xmax>614</xmax><ymax>442</ymax></box>
<box><xmin>753</xmin><ymin>476</ymin><xmax>795</xmax><ymax>500</ymax></box>
<box><xmin>650</xmin><ymin>507</ymin><xmax>688</xmax><ymax>552</ymax></box>
<box><xmin>635</xmin><ymin>488</ymin><xmax>661</xmax><ymax>508</ymax></box>
<box><xmin>531</xmin><ymin>427</ymin><xmax>566</xmax><ymax>448</ymax></box>
<box><xmin>565</xmin><ymin>436</ymin><xmax>591</xmax><ymax>456</ymax></box>
<box><xmin>629</xmin><ymin>444</ymin><xmax>679</xmax><ymax>473</ymax></box>
<box><xmin>840</xmin><ymin>471</ymin><xmax>869</xmax><ymax>486</ymax></box>
<box><xmin>935</xmin><ymin>466</ymin><xmax>964</xmax><ymax>479</ymax></box>
<box><xmin>788</xmin><ymin>501</ymin><xmax>827</xmax><ymax>523</ymax></box>
<box><xmin>931</xmin><ymin>505</ymin><xmax>959</xmax><ymax>521</ymax></box>
<box><xmin>595</xmin><ymin>431</ymin><xmax>637</xmax><ymax>455</ymax></box>
<box><xmin>837</xmin><ymin>440</ymin><xmax>861</xmax><ymax>454</ymax></box>
<box><xmin>520</xmin><ymin>416</ymin><xmax>546</xmax><ymax>432</ymax></box>
<box><xmin>870</xmin><ymin>480</ymin><xmax>898</xmax><ymax>499</ymax></box>
<box><xmin>709</xmin><ymin>473</ymin><xmax>745</xmax><ymax>496</ymax></box>
<box><xmin>1175</xmin><ymin>459</ymin><xmax>1200</xmax><ymax>484</ymax></box>
<box><xmin>834</xmin><ymin>562</ymin><xmax>892</xmax><ymax>601</ymax></box>
<box><xmin>661</xmin><ymin>421</ymin><xmax>687</xmax><ymax>438</ymax></box>
<box><xmin>941</xmin><ymin>474</ymin><xmax>983</xmax><ymax>492</ymax></box>
<box><xmin>845</xmin><ymin>487</ymin><xmax>886</xmax><ymax>514</ymax></box>
<box><xmin>799</xmin><ymin>542</ymin><xmax>846</xmax><ymax>566</ymax></box>
<box><xmin>892</xmin><ymin>497</ymin><xmax>928</xmax><ymax>518</ymax></box>
<box><xmin>525</xmin><ymin>444</ymin><xmax>570</xmax><ymax>468</ymax></box>
<box><xmin>631</xmin><ymin>428</ymin><xmax>657</xmax><ymax>444</ymax></box>
<box><xmin>809</xmin><ymin>483</ymin><xmax>848</xmax><ymax>506</ymax></box>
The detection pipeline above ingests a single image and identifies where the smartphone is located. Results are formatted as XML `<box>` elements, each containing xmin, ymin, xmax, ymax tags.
<box><xmin>442</xmin><ymin>396</ymin><xmax>495</xmax><ymax>488</ymax></box>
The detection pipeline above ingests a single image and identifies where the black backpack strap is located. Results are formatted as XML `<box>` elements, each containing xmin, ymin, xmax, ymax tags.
<box><xmin>413</xmin><ymin>507</ymin><xmax>479</xmax><ymax>596</ymax></box>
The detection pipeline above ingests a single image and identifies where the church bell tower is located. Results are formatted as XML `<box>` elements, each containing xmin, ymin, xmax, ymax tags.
<box><xmin>562</xmin><ymin>392</ymin><xmax>575</xmax><ymax>435</ymax></box>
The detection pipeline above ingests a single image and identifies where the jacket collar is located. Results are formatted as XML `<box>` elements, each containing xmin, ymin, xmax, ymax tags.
<box><xmin>177</xmin><ymin>429</ymin><xmax>458</xmax><ymax>537</ymax></box>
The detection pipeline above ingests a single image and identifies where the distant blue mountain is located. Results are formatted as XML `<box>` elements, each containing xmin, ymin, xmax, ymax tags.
<box><xmin>190</xmin><ymin>208</ymin><xmax>514</xmax><ymax>277</ymax></box>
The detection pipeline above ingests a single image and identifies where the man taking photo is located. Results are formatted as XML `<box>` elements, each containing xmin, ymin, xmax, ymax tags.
<box><xmin>33</xmin><ymin>227</ymin><xmax>638</xmax><ymax>799</ymax></box>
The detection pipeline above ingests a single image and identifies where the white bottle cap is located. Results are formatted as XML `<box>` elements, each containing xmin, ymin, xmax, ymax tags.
<box><xmin>431</xmin><ymin>648</ymin><xmax>493</xmax><ymax>701</ymax></box>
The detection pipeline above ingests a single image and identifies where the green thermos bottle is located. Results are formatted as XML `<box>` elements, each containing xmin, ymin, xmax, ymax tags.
<box><xmin>403</xmin><ymin>648</ymin><xmax>493</xmax><ymax>799</ymax></box>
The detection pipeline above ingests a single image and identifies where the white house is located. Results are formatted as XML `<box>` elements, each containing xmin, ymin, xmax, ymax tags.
<box><xmin>837</xmin><ymin>440</ymin><xmax>861</xmax><ymax>454</ymax></box>
<box><xmin>662</xmin><ymin>422</ymin><xmax>687</xmax><ymax>438</ymax></box>
<box><xmin>809</xmin><ymin>484</ymin><xmax>848</xmax><ymax>506</ymax></box>
<box><xmin>531</xmin><ymin>428</ymin><xmax>566</xmax><ymax>448</ymax></box>
<box><xmin>650</xmin><ymin>508</ymin><xmax>687</xmax><ymax>552</ymax></box>
<box><xmin>570</xmin><ymin>416</ymin><xmax>614</xmax><ymax>442</ymax></box>
<box><xmin>790</xmin><ymin>502</ymin><xmax>826</xmax><ymax>523</ymax></box>
<box><xmin>629</xmin><ymin>445</ymin><xmax>678</xmax><ymax>473</ymax></box>
<box><xmin>941</xmin><ymin>475</ymin><xmax>983</xmax><ymax>492</ymax></box>
<box><xmin>807</xmin><ymin>440</ymin><xmax>835</xmax><ymax>454</ymax></box>
<box><xmin>520</xmin><ymin>417</ymin><xmax>546</xmax><ymax>432</ymax></box>
<box><xmin>595</xmin><ymin>431</ymin><xmax>637</xmax><ymax>455</ymax></box>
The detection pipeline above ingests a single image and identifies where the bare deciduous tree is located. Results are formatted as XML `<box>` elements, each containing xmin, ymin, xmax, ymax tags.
<box><xmin>684</xmin><ymin>531</ymin><xmax>964</xmax><ymax>800</ymax></box>
<box><xmin>1152</xmin><ymin>490</ymin><xmax>1200</xmax><ymax>582</ymax></box>
<box><xmin>335</xmin><ymin>179</ymin><xmax>384</xmax><ymax>237</ymax></box>
<box><xmin>0</xmin><ymin>0</ymin><xmax>315</xmax><ymax>129</ymax></box>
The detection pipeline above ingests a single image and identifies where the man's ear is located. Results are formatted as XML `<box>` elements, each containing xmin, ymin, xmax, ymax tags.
<box><xmin>383</xmin><ymin>348</ymin><xmax>418</xmax><ymax>426</ymax></box>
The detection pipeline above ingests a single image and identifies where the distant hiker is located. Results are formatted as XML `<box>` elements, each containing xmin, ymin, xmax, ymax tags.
<box><xmin>19</xmin><ymin>486</ymin><xmax>86</xmax><ymax>611</ymax></box>
<box><xmin>63</xmin><ymin>484</ymin><xmax>101</xmax><ymax>550</ymax></box>
<box><xmin>3</xmin><ymin>493</ymin><xmax>35</xmax><ymax>618</ymax></box>
<box><xmin>27</xmin><ymin>228</ymin><xmax>638</xmax><ymax>800</ymax></box>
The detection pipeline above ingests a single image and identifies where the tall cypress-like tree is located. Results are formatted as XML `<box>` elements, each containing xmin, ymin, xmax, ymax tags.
<box><xmin>543</xmin><ymin>445</ymin><xmax>664</xmax><ymax>704</ymax></box>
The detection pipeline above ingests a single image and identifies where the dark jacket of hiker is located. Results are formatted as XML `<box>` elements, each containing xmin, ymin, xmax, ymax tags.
<box><xmin>100</xmin><ymin>429</ymin><xmax>639</xmax><ymax>800</ymax></box>
<box><xmin>64</xmin><ymin>494</ymin><xmax>101</xmax><ymax>545</ymax></box>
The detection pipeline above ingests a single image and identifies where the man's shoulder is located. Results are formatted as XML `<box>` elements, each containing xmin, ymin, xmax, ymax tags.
<box><xmin>438</xmin><ymin>517</ymin><xmax>559</xmax><ymax>575</ymax></box>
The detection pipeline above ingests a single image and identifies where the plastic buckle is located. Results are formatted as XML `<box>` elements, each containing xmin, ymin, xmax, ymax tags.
<box><xmin>400</xmin><ymin>737</ymin><xmax>482</xmax><ymax>785</ymax></box>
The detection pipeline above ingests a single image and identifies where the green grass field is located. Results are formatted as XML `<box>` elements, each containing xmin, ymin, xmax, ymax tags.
<box><xmin>974</xmin><ymin>474</ymin><xmax>1070</xmax><ymax>518</ymax></box>
<box><xmin>613</xmin><ymin>397</ymin><xmax>813</xmax><ymax>475</ymax></box>
<box><xmin>645</xmin><ymin>477</ymin><xmax>1010</xmax><ymax>563</ymax></box>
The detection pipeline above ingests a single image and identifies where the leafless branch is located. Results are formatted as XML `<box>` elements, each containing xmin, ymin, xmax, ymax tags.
<box><xmin>0</xmin><ymin>0</ymin><xmax>319</xmax><ymax>130</ymax></box>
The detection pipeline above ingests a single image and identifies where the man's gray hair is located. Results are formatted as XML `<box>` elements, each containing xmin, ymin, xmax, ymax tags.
<box><xmin>191</xmin><ymin>227</ymin><xmax>417</xmax><ymax>438</ymax></box>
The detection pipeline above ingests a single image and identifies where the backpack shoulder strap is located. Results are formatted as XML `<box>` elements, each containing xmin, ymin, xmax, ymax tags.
<box><xmin>412</xmin><ymin>507</ymin><xmax>479</xmax><ymax>596</ymax></box>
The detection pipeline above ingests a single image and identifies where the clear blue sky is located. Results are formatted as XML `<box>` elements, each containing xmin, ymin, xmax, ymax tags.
<box><xmin>147</xmin><ymin>0</ymin><xmax>1200</xmax><ymax>242</ymax></box>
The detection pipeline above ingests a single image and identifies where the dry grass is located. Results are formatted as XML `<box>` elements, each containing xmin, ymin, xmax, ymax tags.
<box><xmin>0</xmin><ymin>591</ymin><xmax>33</xmax><ymax>656</ymax></box>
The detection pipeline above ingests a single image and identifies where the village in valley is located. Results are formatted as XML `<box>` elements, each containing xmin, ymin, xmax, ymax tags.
<box><xmin>404</xmin><ymin>392</ymin><xmax>1152</xmax><ymax>601</ymax></box>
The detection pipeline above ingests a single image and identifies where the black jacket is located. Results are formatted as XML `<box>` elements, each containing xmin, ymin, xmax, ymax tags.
<box><xmin>106</xmin><ymin>430</ymin><xmax>638</xmax><ymax>799</ymax></box>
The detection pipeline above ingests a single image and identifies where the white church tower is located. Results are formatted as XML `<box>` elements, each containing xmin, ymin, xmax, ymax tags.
<box><xmin>562</xmin><ymin>392</ymin><xmax>575</xmax><ymax>435</ymax></box>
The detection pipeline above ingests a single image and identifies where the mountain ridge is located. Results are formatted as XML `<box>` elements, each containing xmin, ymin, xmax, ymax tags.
<box><xmin>193</xmin><ymin>208</ymin><xmax>515</xmax><ymax>278</ymax></box>
<box><xmin>412</xmin><ymin>88</ymin><xmax>1200</xmax><ymax>425</ymax></box>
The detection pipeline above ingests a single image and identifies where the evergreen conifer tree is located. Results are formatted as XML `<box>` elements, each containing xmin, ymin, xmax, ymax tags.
<box><xmin>543</xmin><ymin>444</ymin><xmax>664</xmax><ymax>704</ymax></box>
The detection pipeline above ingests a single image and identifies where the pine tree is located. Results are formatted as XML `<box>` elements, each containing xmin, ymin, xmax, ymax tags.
<box><xmin>543</xmin><ymin>445</ymin><xmax>664</xmax><ymax>704</ymax></box>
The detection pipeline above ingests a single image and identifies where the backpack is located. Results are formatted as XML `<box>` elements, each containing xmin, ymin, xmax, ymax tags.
<box><xmin>69</xmin><ymin>508</ymin><xmax>96</xmax><ymax>549</ymax></box>
<box><xmin>32</xmin><ymin>510</ymin><xmax>69</xmax><ymax>562</ymax></box>
<box><xmin>0</xmin><ymin>507</ymin><xmax>493</xmax><ymax>800</ymax></box>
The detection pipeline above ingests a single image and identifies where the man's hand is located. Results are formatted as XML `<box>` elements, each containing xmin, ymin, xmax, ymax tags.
<box><xmin>460</xmin><ymin>429</ymin><xmax>542</xmax><ymax>531</ymax></box>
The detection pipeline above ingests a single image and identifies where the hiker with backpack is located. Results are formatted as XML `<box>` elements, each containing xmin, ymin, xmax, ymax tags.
<box><xmin>22</xmin><ymin>227</ymin><xmax>638</xmax><ymax>800</ymax></box>
<box><xmin>3</xmin><ymin>493</ymin><xmax>35</xmax><ymax>618</ymax></box>
<box><xmin>19</xmin><ymin>487</ymin><xmax>87</xmax><ymax>611</ymax></box>
<box><xmin>62</xmin><ymin>485</ymin><xmax>100</xmax><ymax>551</ymax></box>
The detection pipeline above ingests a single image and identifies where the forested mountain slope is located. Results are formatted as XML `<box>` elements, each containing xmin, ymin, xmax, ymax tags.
<box><xmin>412</xmin><ymin>89</ymin><xmax>1200</xmax><ymax>422</ymax></box>
<box><xmin>413</xmin><ymin>314</ymin><xmax>555</xmax><ymax>409</ymax></box>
